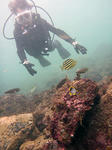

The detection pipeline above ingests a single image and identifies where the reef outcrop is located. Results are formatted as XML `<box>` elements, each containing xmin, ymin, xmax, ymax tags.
<box><xmin>47</xmin><ymin>78</ymin><xmax>98</xmax><ymax>146</ymax></box>
<box><xmin>83</xmin><ymin>76</ymin><xmax>112</xmax><ymax>150</ymax></box>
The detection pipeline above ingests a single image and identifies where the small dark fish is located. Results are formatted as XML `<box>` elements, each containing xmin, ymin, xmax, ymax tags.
<box><xmin>76</xmin><ymin>68</ymin><xmax>88</xmax><ymax>74</ymax></box>
<box><xmin>5</xmin><ymin>88</ymin><xmax>20</xmax><ymax>94</ymax></box>
<box><xmin>60</xmin><ymin>58</ymin><xmax>77</xmax><ymax>70</ymax></box>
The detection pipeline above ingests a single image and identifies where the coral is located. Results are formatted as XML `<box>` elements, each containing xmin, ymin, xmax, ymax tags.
<box><xmin>47</xmin><ymin>78</ymin><xmax>98</xmax><ymax>145</ymax></box>
<box><xmin>82</xmin><ymin>78</ymin><xmax>112</xmax><ymax>150</ymax></box>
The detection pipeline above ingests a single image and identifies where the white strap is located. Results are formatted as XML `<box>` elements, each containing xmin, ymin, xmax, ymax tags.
<box><xmin>23</xmin><ymin>60</ymin><xmax>29</xmax><ymax>64</ymax></box>
<box><xmin>72</xmin><ymin>41</ymin><xmax>78</xmax><ymax>46</ymax></box>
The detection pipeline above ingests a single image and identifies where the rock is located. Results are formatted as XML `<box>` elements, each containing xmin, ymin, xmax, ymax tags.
<box><xmin>0</xmin><ymin>94</ymin><xmax>36</xmax><ymax>117</ymax></box>
<box><xmin>0</xmin><ymin>113</ymin><xmax>33</xmax><ymax>150</ymax></box>
<box><xmin>20</xmin><ymin>141</ymin><xmax>35</xmax><ymax>150</ymax></box>
<box><xmin>47</xmin><ymin>78</ymin><xmax>98</xmax><ymax>145</ymax></box>
<box><xmin>83</xmin><ymin>77</ymin><xmax>112</xmax><ymax>150</ymax></box>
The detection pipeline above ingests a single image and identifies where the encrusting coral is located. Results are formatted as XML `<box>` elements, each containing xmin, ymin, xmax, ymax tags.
<box><xmin>47</xmin><ymin>78</ymin><xmax>98</xmax><ymax>146</ymax></box>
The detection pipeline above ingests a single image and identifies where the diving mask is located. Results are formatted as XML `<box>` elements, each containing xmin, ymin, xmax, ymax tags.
<box><xmin>15</xmin><ymin>10</ymin><xmax>33</xmax><ymax>26</ymax></box>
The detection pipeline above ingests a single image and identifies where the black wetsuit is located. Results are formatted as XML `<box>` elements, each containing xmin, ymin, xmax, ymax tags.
<box><xmin>14</xmin><ymin>13</ymin><xmax>74</xmax><ymax>63</ymax></box>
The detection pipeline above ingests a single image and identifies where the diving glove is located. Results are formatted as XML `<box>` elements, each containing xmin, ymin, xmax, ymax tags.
<box><xmin>72</xmin><ymin>41</ymin><xmax>87</xmax><ymax>55</ymax></box>
<box><xmin>23</xmin><ymin>60</ymin><xmax>37</xmax><ymax>76</ymax></box>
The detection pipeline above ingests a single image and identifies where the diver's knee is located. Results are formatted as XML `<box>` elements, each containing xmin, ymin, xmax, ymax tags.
<box><xmin>48</xmin><ymin>40</ymin><xmax>55</xmax><ymax>51</ymax></box>
<box><xmin>53</xmin><ymin>40</ymin><xmax>63</xmax><ymax>50</ymax></box>
<box><xmin>53</xmin><ymin>40</ymin><xmax>60</xmax><ymax>46</ymax></box>
<box><xmin>52</xmin><ymin>40</ymin><xmax>60</xmax><ymax>49</ymax></box>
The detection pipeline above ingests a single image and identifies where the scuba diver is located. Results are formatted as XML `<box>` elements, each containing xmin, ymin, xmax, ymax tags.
<box><xmin>7</xmin><ymin>0</ymin><xmax>87</xmax><ymax>76</ymax></box>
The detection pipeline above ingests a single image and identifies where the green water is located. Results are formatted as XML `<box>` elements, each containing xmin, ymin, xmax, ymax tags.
<box><xmin>0</xmin><ymin>0</ymin><xmax>112</xmax><ymax>95</ymax></box>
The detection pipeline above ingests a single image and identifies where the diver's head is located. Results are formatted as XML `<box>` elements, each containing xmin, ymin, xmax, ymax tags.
<box><xmin>15</xmin><ymin>10</ymin><xmax>33</xmax><ymax>26</ymax></box>
<box><xmin>8</xmin><ymin>0</ymin><xmax>33</xmax><ymax>14</ymax></box>
<box><xmin>8</xmin><ymin>0</ymin><xmax>33</xmax><ymax>26</ymax></box>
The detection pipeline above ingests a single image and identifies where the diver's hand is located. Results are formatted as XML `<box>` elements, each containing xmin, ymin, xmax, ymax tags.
<box><xmin>72</xmin><ymin>41</ymin><xmax>87</xmax><ymax>55</ymax></box>
<box><xmin>23</xmin><ymin>60</ymin><xmax>37</xmax><ymax>76</ymax></box>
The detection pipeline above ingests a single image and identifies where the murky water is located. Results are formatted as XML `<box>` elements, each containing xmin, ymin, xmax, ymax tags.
<box><xmin>0</xmin><ymin>0</ymin><xmax>112</xmax><ymax>95</ymax></box>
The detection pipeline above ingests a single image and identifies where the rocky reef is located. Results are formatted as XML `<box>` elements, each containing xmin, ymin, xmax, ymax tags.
<box><xmin>0</xmin><ymin>76</ymin><xmax>112</xmax><ymax>150</ymax></box>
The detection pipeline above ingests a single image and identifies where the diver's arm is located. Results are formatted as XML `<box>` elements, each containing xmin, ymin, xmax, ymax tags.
<box><xmin>49</xmin><ymin>27</ymin><xmax>74</xmax><ymax>44</ymax></box>
<box><xmin>41</xmin><ymin>19</ymin><xmax>74</xmax><ymax>44</ymax></box>
<box><xmin>15</xmin><ymin>39</ymin><xmax>37</xmax><ymax>76</ymax></box>
<box><xmin>13</xmin><ymin>24</ymin><xmax>37</xmax><ymax>76</ymax></box>
<box><xmin>43</xmin><ymin>20</ymin><xmax>87</xmax><ymax>55</ymax></box>
<box><xmin>15</xmin><ymin>39</ymin><xmax>27</xmax><ymax>63</ymax></box>
<box><xmin>36</xmin><ymin>14</ymin><xmax>74</xmax><ymax>43</ymax></box>
<box><xmin>14</xmin><ymin>26</ymin><xmax>27</xmax><ymax>63</ymax></box>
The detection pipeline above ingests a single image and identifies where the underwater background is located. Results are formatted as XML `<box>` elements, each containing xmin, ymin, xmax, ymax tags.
<box><xmin>0</xmin><ymin>0</ymin><xmax>112</xmax><ymax>95</ymax></box>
